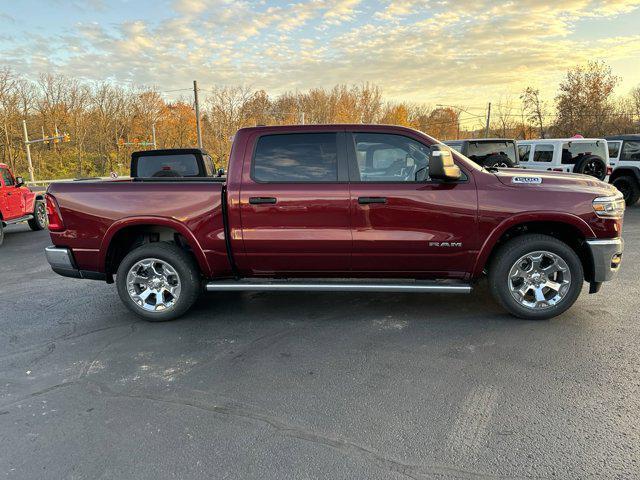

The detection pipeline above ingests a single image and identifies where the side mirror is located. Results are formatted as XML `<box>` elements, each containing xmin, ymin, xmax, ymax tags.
<box><xmin>15</xmin><ymin>176</ymin><xmax>24</xmax><ymax>187</ymax></box>
<box><xmin>429</xmin><ymin>145</ymin><xmax>461</xmax><ymax>181</ymax></box>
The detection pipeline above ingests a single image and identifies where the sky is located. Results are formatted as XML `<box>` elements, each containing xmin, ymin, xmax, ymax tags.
<box><xmin>1</xmin><ymin>0</ymin><xmax>640</xmax><ymax>109</ymax></box>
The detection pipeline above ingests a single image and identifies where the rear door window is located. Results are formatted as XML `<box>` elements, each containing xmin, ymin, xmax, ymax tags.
<box><xmin>607</xmin><ymin>141</ymin><xmax>622</xmax><ymax>160</ymax></box>
<box><xmin>252</xmin><ymin>133</ymin><xmax>338</xmax><ymax>182</ymax></box>
<box><xmin>136</xmin><ymin>154</ymin><xmax>200</xmax><ymax>177</ymax></box>
<box><xmin>518</xmin><ymin>145</ymin><xmax>531</xmax><ymax>162</ymax></box>
<box><xmin>533</xmin><ymin>144</ymin><xmax>554</xmax><ymax>162</ymax></box>
<box><xmin>621</xmin><ymin>141</ymin><xmax>640</xmax><ymax>161</ymax></box>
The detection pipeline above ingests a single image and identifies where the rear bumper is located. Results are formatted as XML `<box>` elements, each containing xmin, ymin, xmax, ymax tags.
<box><xmin>45</xmin><ymin>246</ymin><xmax>105</xmax><ymax>281</ymax></box>
<box><xmin>586</xmin><ymin>238</ymin><xmax>623</xmax><ymax>283</ymax></box>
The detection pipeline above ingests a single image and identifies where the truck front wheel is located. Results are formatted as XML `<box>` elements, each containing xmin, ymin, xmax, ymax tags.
<box><xmin>488</xmin><ymin>234</ymin><xmax>584</xmax><ymax>320</ymax></box>
<box><xmin>116</xmin><ymin>242</ymin><xmax>201</xmax><ymax>321</ymax></box>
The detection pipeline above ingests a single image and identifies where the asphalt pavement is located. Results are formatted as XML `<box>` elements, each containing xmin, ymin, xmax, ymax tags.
<box><xmin>1</xmin><ymin>208</ymin><xmax>639</xmax><ymax>479</ymax></box>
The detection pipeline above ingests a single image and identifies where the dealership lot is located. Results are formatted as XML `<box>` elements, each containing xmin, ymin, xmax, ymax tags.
<box><xmin>1</xmin><ymin>208</ymin><xmax>639</xmax><ymax>479</ymax></box>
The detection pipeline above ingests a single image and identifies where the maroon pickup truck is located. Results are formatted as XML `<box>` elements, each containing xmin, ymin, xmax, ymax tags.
<box><xmin>44</xmin><ymin>125</ymin><xmax>625</xmax><ymax>321</ymax></box>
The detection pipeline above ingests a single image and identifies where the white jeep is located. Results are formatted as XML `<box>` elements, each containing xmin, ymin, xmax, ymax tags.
<box><xmin>516</xmin><ymin>138</ymin><xmax>610</xmax><ymax>181</ymax></box>
<box><xmin>606</xmin><ymin>135</ymin><xmax>640</xmax><ymax>206</ymax></box>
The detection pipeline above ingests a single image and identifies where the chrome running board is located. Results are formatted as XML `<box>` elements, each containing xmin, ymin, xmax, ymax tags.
<box><xmin>205</xmin><ymin>278</ymin><xmax>472</xmax><ymax>294</ymax></box>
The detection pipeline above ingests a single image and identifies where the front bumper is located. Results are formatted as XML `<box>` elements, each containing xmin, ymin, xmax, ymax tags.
<box><xmin>45</xmin><ymin>246</ymin><xmax>105</xmax><ymax>280</ymax></box>
<box><xmin>586</xmin><ymin>238</ymin><xmax>624</xmax><ymax>283</ymax></box>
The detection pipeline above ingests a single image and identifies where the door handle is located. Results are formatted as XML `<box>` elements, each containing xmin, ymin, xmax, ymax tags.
<box><xmin>358</xmin><ymin>196</ymin><xmax>387</xmax><ymax>204</ymax></box>
<box><xmin>249</xmin><ymin>197</ymin><xmax>277</xmax><ymax>205</ymax></box>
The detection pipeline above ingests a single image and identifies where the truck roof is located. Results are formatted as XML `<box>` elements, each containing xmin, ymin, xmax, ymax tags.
<box><xmin>445</xmin><ymin>138</ymin><xmax>515</xmax><ymax>143</ymax></box>
<box><xmin>0</xmin><ymin>163</ymin><xmax>8</xmax><ymax>169</ymax></box>
<box><xmin>131</xmin><ymin>148</ymin><xmax>210</xmax><ymax>158</ymax></box>
<box><xmin>237</xmin><ymin>123</ymin><xmax>427</xmax><ymax>134</ymax></box>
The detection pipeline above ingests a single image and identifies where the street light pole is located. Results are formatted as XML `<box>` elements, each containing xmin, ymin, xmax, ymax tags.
<box><xmin>485</xmin><ymin>102</ymin><xmax>492</xmax><ymax>138</ymax></box>
<box><xmin>193</xmin><ymin>80</ymin><xmax>203</xmax><ymax>148</ymax></box>
<box><xmin>22</xmin><ymin>120</ymin><xmax>35</xmax><ymax>183</ymax></box>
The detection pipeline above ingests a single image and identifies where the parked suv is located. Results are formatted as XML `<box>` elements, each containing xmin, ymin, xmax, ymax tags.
<box><xmin>0</xmin><ymin>163</ymin><xmax>47</xmax><ymax>245</ymax></box>
<box><xmin>606</xmin><ymin>135</ymin><xmax>640</xmax><ymax>205</ymax></box>
<box><xmin>444</xmin><ymin>139</ymin><xmax>519</xmax><ymax>168</ymax></box>
<box><xmin>516</xmin><ymin>138</ymin><xmax>610</xmax><ymax>180</ymax></box>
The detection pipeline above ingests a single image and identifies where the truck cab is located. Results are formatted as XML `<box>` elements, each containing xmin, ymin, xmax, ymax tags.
<box><xmin>0</xmin><ymin>163</ymin><xmax>47</xmax><ymax>246</ymax></box>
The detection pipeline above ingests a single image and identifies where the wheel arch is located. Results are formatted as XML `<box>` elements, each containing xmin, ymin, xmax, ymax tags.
<box><xmin>100</xmin><ymin>217</ymin><xmax>211</xmax><ymax>282</ymax></box>
<box><xmin>610</xmin><ymin>166</ymin><xmax>640</xmax><ymax>183</ymax></box>
<box><xmin>473</xmin><ymin>213</ymin><xmax>596</xmax><ymax>281</ymax></box>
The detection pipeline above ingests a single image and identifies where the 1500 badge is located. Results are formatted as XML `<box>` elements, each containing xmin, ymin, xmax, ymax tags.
<box><xmin>512</xmin><ymin>176</ymin><xmax>543</xmax><ymax>184</ymax></box>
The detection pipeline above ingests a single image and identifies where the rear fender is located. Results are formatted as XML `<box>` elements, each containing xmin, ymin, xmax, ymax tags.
<box><xmin>471</xmin><ymin>211</ymin><xmax>596</xmax><ymax>278</ymax></box>
<box><xmin>99</xmin><ymin>216</ymin><xmax>212</xmax><ymax>276</ymax></box>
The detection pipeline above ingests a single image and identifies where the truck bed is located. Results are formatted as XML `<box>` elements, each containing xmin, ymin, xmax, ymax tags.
<box><xmin>47</xmin><ymin>179</ymin><xmax>231</xmax><ymax>278</ymax></box>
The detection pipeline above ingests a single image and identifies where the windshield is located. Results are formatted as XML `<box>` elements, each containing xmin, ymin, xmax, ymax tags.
<box><xmin>466</xmin><ymin>141</ymin><xmax>518</xmax><ymax>165</ymax></box>
<box><xmin>560</xmin><ymin>141</ymin><xmax>607</xmax><ymax>164</ymax></box>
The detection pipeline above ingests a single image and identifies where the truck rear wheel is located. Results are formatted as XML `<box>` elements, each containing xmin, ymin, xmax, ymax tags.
<box><xmin>28</xmin><ymin>201</ymin><xmax>47</xmax><ymax>231</ymax></box>
<box><xmin>116</xmin><ymin>242</ymin><xmax>201</xmax><ymax>321</ymax></box>
<box><xmin>612</xmin><ymin>176</ymin><xmax>640</xmax><ymax>206</ymax></box>
<box><xmin>488</xmin><ymin>234</ymin><xmax>584</xmax><ymax>320</ymax></box>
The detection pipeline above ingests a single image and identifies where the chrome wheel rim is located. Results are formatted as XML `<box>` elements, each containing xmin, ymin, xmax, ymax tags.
<box><xmin>37</xmin><ymin>203</ymin><xmax>47</xmax><ymax>226</ymax></box>
<box><xmin>126</xmin><ymin>258</ymin><xmax>181</xmax><ymax>312</ymax></box>
<box><xmin>508</xmin><ymin>250</ymin><xmax>571</xmax><ymax>310</ymax></box>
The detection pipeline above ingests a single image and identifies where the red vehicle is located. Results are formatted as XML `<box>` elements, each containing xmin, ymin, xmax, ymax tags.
<box><xmin>44</xmin><ymin>125</ymin><xmax>625</xmax><ymax>321</ymax></box>
<box><xmin>0</xmin><ymin>163</ymin><xmax>47</xmax><ymax>245</ymax></box>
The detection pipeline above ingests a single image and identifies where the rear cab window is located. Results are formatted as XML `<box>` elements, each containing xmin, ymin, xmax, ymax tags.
<box><xmin>136</xmin><ymin>154</ymin><xmax>200</xmax><ymax>177</ymax></box>
<box><xmin>560</xmin><ymin>141</ymin><xmax>607</xmax><ymax>165</ymax></box>
<box><xmin>252</xmin><ymin>133</ymin><xmax>338</xmax><ymax>182</ymax></box>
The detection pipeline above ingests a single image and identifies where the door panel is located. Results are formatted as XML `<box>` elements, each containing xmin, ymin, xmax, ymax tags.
<box><xmin>346</xmin><ymin>131</ymin><xmax>478</xmax><ymax>278</ymax></box>
<box><xmin>349</xmin><ymin>182</ymin><xmax>478</xmax><ymax>277</ymax></box>
<box><xmin>0</xmin><ymin>168</ymin><xmax>21</xmax><ymax>219</ymax></box>
<box><xmin>236</xmin><ymin>130</ymin><xmax>351</xmax><ymax>275</ymax></box>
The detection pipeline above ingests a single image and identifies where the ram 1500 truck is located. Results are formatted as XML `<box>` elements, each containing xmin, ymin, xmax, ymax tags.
<box><xmin>44</xmin><ymin>125</ymin><xmax>625</xmax><ymax>321</ymax></box>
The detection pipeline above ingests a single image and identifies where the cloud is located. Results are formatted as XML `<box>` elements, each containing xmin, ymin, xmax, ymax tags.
<box><xmin>1</xmin><ymin>0</ymin><xmax>640</xmax><ymax>105</ymax></box>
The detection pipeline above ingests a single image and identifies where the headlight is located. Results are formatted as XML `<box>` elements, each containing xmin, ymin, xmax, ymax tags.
<box><xmin>592</xmin><ymin>194</ymin><xmax>625</xmax><ymax>218</ymax></box>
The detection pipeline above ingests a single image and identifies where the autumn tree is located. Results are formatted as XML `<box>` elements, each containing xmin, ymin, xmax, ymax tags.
<box><xmin>520</xmin><ymin>87</ymin><xmax>547</xmax><ymax>138</ymax></box>
<box><xmin>554</xmin><ymin>61</ymin><xmax>619</xmax><ymax>137</ymax></box>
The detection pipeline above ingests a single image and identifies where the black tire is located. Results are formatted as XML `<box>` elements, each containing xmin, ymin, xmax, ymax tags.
<box><xmin>28</xmin><ymin>200</ymin><xmax>47</xmax><ymax>231</ymax></box>
<box><xmin>0</xmin><ymin>221</ymin><xmax>4</xmax><ymax>247</ymax></box>
<box><xmin>612</xmin><ymin>176</ymin><xmax>640</xmax><ymax>206</ymax></box>
<box><xmin>482</xmin><ymin>154</ymin><xmax>515</xmax><ymax>168</ymax></box>
<box><xmin>573</xmin><ymin>155</ymin><xmax>607</xmax><ymax>180</ymax></box>
<box><xmin>488</xmin><ymin>234</ymin><xmax>584</xmax><ymax>320</ymax></box>
<box><xmin>116</xmin><ymin>242</ymin><xmax>201</xmax><ymax>321</ymax></box>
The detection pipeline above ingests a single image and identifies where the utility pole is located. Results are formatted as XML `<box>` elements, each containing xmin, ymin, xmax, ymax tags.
<box><xmin>152</xmin><ymin>123</ymin><xmax>157</xmax><ymax>149</ymax></box>
<box><xmin>22</xmin><ymin>120</ymin><xmax>35</xmax><ymax>183</ymax></box>
<box><xmin>300</xmin><ymin>112</ymin><xmax>305</xmax><ymax>125</ymax></box>
<box><xmin>193</xmin><ymin>80</ymin><xmax>203</xmax><ymax>148</ymax></box>
<box><xmin>485</xmin><ymin>102</ymin><xmax>492</xmax><ymax>138</ymax></box>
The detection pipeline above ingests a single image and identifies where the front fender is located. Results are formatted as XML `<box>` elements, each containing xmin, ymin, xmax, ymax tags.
<box><xmin>471</xmin><ymin>211</ymin><xmax>596</xmax><ymax>278</ymax></box>
<box><xmin>99</xmin><ymin>216</ymin><xmax>212</xmax><ymax>276</ymax></box>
